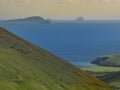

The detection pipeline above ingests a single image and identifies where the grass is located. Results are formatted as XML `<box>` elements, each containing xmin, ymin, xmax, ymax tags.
<box><xmin>87</xmin><ymin>54</ymin><xmax>120</xmax><ymax>89</ymax></box>
<box><xmin>0</xmin><ymin>27</ymin><xmax>114</xmax><ymax>90</ymax></box>
<box><xmin>80</xmin><ymin>65</ymin><xmax>120</xmax><ymax>89</ymax></box>
<box><xmin>80</xmin><ymin>65</ymin><xmax>120</xmax><ymax>73</ymax></box>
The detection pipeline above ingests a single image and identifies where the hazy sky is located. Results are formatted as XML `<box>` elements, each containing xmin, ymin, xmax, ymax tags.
<box><xmin>1</xmin><ymin>0</ymin><xmax>120</xmax><ymax>19</ymax></box>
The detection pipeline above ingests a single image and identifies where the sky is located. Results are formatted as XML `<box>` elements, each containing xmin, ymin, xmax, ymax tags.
<box><xmin>1</xmin><ymin>0</ymin><xmax>120</xmax><ymax>19</ymax></box>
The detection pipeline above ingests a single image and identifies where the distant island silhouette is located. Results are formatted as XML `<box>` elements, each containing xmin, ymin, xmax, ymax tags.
<box><xmin>0</xmin><ymin>16</ymin><xmax>50</xmax><ymax>24</ymax></box>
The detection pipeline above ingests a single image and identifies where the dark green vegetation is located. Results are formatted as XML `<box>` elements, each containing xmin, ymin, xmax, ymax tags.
<box><xmin>80</xmin><ymin>65</ymin><xmax>120</xmax><ymax>89</ymax></box>
<box><xmin>0</xmin><ymin>27</ymin><xmax>114</xmax><ymax>90</ymax></box>
<box><xmin>99</xmin><ymin>71</ymin><xmax>120</xmax><ymax>90</ymax></box>
<box><xmin>82</xmin><ymin>54</ymin><xmax>120</xmax><ymax>89</ymax></box>
<box><xmin>91</xmin><ymin>55</ymin><xmax>120</xmax><ymax>67</ymax></box>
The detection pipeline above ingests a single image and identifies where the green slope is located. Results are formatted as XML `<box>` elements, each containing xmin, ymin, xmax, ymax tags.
<box><xmin>99</xmin><ymin>71</ymin><xmax>120</xmax><ymax>90</ymax></box>
<box><xmin>80</xmin><ymin>65</ymin><xmax>120</xmax><ymax>89</ymax></box>
<box><xmin>91</xmin><ymin>55</ymin><xmax>120</xmax><ymax>67</ymax></box>
<box><xmin>0</xmin><ymin>27</ymin><xmax>114</xmax><ymax>90</ymax></box>
<box><xmin>80</xmin><ymin>65</ymin><xmax>120</xmax><ymax>76</ymax></box>
<box><xmin>90</xmin><ymin>54</ymin><xmax>120</xmax><ymax>89</ymax></box>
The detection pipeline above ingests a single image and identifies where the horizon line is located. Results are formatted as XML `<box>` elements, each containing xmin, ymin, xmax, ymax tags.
<box><xmin>1</xmin><ymin>16</ymin><xmax>120</xmax><ymax>21</ymax></box>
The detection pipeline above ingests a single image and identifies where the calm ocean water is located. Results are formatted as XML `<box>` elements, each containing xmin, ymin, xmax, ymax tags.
<box><xmin>1</xmin><ymin>22</ymin><xmax>120</xmax><ymax>65</ymax></box>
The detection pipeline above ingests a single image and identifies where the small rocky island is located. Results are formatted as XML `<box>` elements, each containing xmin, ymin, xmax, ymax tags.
<box><xmin>75</xmin><ymin>17</ymin><xmax>85</xmax><ymax>22</ymax></box>
<box><xmin>91</xmin><ymin>55</ymin><xmax>120</xmax><ymax>67</ymax></box>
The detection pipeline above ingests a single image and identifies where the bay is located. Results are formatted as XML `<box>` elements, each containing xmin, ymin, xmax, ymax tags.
<box><xmin>1</xmin><ymin>22</ymin><xmax>120</xmax><ymax>65</ymax></box>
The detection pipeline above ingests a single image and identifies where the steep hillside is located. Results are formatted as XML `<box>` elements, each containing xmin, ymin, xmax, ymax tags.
<box><xmin>91</xmin><ymin>55</ymin><xmax>120</xmax><ymax>67</ymax></box>
<box><xmin>0</xmin><ymin>27</ymin><xmax>114</xmax><ymax>90</ymax></box>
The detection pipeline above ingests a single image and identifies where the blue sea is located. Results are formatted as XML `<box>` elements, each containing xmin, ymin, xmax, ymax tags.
<box><xmin>1</xmin><ymin>22</ymin><xmax>120</xmax><ymax>65</ymax></box>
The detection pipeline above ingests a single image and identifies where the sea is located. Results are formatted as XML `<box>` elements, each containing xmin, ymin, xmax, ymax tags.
<box><xmin>1</xmin><ymin>21</ymin><xmax>120</xmax><ymax>65</ymax></box>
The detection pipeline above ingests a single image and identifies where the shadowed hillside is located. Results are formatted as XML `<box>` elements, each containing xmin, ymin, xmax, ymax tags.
<box><xmin>91</xmin><ymin>55</ymin><xmax>120</xmax><ymax>67</ymax></box>
<box><xmin>99</xmin><ymin>71</ymin><xmax>120</xmax><ymax>90</ymax></box>
<box><xmin>0</xmin><ymin>27</ymin><xmax>114</xmax><ymax>90</ymax></box>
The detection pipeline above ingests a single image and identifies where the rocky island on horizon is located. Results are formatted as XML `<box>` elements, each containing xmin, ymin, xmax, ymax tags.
<box><xmin>0</xmin><ymin>16</ymin><xmax>51</xmax><ymax>24</ymax></box>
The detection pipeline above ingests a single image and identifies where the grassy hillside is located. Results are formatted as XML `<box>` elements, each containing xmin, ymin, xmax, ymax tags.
<box><xmin>91</xmin><ymin>55</ymin><xmax>120</xmax><ymax>67</ymax></box>
<box><xmin>89</xmin><ymin>54</ymin><xmax>120</xmax><ymax>89</ymax></box>
<box><xmin>0</xmin><ymin>27</ymin><xmax>114</xmax><ymax>90</ymax></box>
<box><xmin>99</xmin><ymin>71</ymin><xmax>120</xmax><ymax>90</ymax></box>
<box><xmin>80</xmin><ymin>65</ymin><xmax>120</xmax><ymax>72</ymax></box>
<box><xmin>80</xmin><ymin>66</ymin><xmax>120</xmax><ymax>89</ymax></box>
